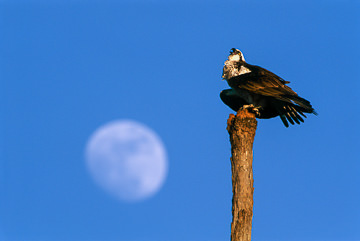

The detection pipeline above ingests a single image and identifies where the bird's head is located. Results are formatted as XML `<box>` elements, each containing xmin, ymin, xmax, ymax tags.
<box><xmin>222</xmin><ymin>48</ymin><xmax>246</xmax><ymax>80</ymax></box>
<box><xmin>228</xmin><ymin>48</ymin><xmax>246</xmax><ymax>62</ymax></box>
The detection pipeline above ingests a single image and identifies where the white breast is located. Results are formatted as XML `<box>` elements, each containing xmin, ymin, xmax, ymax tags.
<box><xmin>238</xmin><ymin>66</ymin><xmax>251</xmax><ymax>75</ymax></box>
<box><xmin>222</xmin><ymin>60</ymin><xmax>252</xmax><ymax>80</ymax></box>
<box><xmin>228</xmin><ymin>65</ymin><xmax>252</xmax><ymax>79</ymax></box>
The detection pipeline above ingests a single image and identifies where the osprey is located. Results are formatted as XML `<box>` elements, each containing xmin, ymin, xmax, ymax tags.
<box><xmin>221</xmin><ymin>48</ymin><xmax>317</xmax><ymax>127</ymax></box>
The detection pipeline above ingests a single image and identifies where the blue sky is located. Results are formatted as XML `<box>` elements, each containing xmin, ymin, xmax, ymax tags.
<box><xmin>1</xmin><ymin>0</ymin><xmax>359</xmax><ymax>240</ymax></box>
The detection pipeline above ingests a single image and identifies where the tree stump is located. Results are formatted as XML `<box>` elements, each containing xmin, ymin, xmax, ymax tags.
<box><xmin>227</xmin><ymin>109</ymin><xmax>257</xmax><ymax>241</ymax></box>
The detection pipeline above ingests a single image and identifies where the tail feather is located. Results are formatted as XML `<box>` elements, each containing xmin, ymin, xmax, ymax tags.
<box><xmin>287</xmin><ymin>109</ymin><xmax>300</xmax><ymax>124</ymax></box>
<box><xmin>283</xmin><ymin>94</ymin><xmax>317</xmax><ymax>115</ymax></box>
<box><xmin>290</xmin><ymin>106</ymin><xmax>305</xmax><ymax>123</ymax></box>
<box><xmin>297</xmin><ymin>109</ymin><xmax>307</xmax><ymax>118</ymax></box>
<box><xmin>279</xmin><ymin>114</ymin><xmax>289</xmax><ymax>128</ymax></box>
<box><xmin>276</xmin><ymin>102</ymin><xmax>316</xmax><ymax>127</ymax></box>
<box><xmin>285</xmin><ymin>112</ymin><xmax>295</xmax><ymax>125</ymax></box>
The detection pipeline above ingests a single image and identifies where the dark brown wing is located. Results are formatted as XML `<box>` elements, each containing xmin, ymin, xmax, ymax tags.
<box><xmin>226</xmin><ymin>63</ymin><xmax>317</xmax><ymax>127</ymax></box>
<box><xmin>227</xmin><ymin>63</ymin><xmax>313</xmax><ymax>110</ymax></box>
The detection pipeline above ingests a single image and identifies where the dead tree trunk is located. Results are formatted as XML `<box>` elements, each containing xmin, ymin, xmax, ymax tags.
<box><xmin>227</xmin><ymin>109</ymin><xmax>257</xmax><ymax>241</ymax></box>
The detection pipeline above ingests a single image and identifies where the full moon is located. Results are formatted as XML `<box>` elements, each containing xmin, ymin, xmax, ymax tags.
<box><xmin>85</xmin><ymin>120</ymin><xmax>168</xmax><ymax>202</ymax></box>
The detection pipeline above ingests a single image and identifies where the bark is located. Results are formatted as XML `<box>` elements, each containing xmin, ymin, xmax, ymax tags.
<box><xmin>227</xmin><ymin>109</ymin><xmax>257</xmax><ymax>241</ymax></box>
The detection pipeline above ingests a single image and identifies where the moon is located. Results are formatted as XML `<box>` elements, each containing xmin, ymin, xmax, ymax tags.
<box><xmin>85</xmin><ymin>120</ymin><xmax>168</xmax><ymax>202</ymax></box>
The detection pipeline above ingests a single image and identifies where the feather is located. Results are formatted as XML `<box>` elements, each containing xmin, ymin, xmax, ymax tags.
<box><xmin>279</xmin><ymin>115</ymin><xmax>289</xmax><ymax>127</ymax></box>
<box><xmin>290</xmin><ymin>106</ymin><xmax>304</xmax><ymax>123</ymax></box>
<box><xmin>287</xmin><ymin>108</ymin><xmax>300</xmax><ymax>124</ymax></box>
<box><xmin>285</xmin><ymin>112</ymin><xmax>295</xmax><ymax>125</ymax></box>
<box><xmin>297</xmin><ymin>109</ymin><xmax>307</xmax><ymax>118</ymax></box>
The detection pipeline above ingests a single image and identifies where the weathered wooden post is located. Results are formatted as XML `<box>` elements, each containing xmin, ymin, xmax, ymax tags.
<box><xmin>227</xmin><ymin>109</ymin><xmax>257</xmax><ymax>241</ymax></box>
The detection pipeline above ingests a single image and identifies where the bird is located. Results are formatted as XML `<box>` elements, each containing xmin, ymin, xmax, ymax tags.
<box><xmin>221</xmin><ymin>48</ymin><xmax>317</xmax><ymax>127</ymax></box>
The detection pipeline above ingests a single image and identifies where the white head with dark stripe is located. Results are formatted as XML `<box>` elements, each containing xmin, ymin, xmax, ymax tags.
<box><xmin>228</xmin><ymin>48</ymin><xmax>246</xmax><ymax>62</ymax></box>
<box><xmin>222</xmin><ymin>48</ymin><xmax>250</xmax><ymax>80</ymax></box>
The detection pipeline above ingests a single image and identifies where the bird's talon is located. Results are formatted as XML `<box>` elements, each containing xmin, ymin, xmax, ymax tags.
<box><xmin>241</xmin><ymin>104</ymin><xmax>261</xmax><ymax>117</ymax></box>
<box><xmin>241</xmin><ymin>104</ymin><xmax>254</xmax><ymax>110</ymax></box>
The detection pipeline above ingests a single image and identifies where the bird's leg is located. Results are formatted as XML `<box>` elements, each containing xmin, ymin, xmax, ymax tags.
<box><xmin>241</xmin><ymin>104</ymin><xmax>261</xmax><ymax>117</ymax></box>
